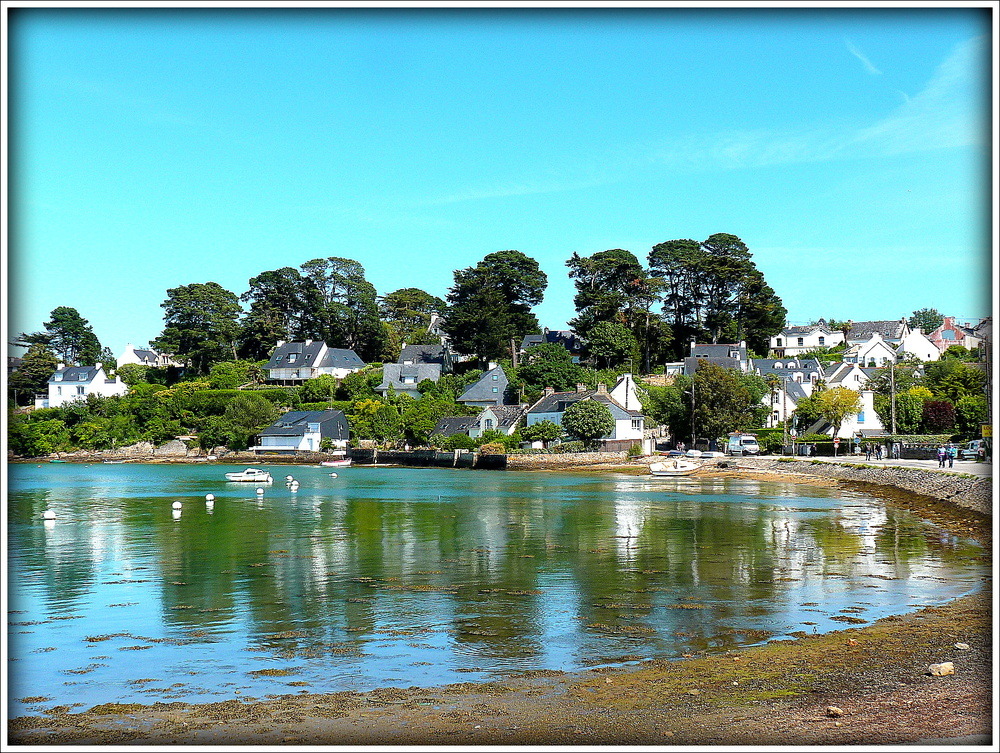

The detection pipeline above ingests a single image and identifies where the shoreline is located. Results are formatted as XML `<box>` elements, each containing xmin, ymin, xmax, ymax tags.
<box><xmin>7</xmin><ymin>457</ymin><xmax>993</xmax><ymax>746</ymax></box>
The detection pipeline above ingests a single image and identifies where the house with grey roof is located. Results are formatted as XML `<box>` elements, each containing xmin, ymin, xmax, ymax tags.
<box><xmin>117</xmin><ymin>343</ymin><xmax>180</xmax><ymax>369</ymax></box>
<box><xmin>399</xmin><ymin>343</ymin><xmax>453</xmax><ymax>373</ymax></box>
<box><xmin>456</xmin><ymin>364</ymin><xmax>510</xmax><ymax>408</ymax></box>
<box><xmin>264</xmin><ymin>341</ymin><xmax>366</xmax><ymax>385</ymax></box>
<box><xmin>846</xmin><ymin>319</ymin><xmax>910</xmax><ymax>345</ymax></box>
<box><xmin>37</xmin><ymin>364</ymin><xmax>128</xmax><ymax>409</ymax></box>
<box><xmin>252</xmin><ymin>409</ymin><xmax>350</xmax><ymax>454</ymax></box>
<box><xmin>519</xmin><ymin>328</ymin><xmax>586</xmax><ymax>363</ymax></box>
<box><xmin>376</xmin><ymin>363</ymin><xmax>442</xmax><ymax>399</ymax></box>
<box><xmin>431</xmin><ymin>416</ymin><xmax>480</xmax><ymax>438</ymax></box>
<box><xmin>686</xmin><ymin>340</ymin><xmax>750</xmax><ymax>372</ymax></box>
<box><xmin>525</xmin><ymin>377</ymin><xmax>647</xmax><ymax>451</ymax></box>
<box><xmin>769</xmin><ymin>320</ymin><xmax>844</xmax><ymax>357</ymax></box>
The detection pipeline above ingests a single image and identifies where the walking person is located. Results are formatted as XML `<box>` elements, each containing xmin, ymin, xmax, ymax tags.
<box><xmin>936</xmin><ymin>445</ymin><xmax>946</xmax><ymax>468</ymax></box>
<box><xmin>875</xmin><ymin>444</ymin><xmax>883</xmax><ymax>461</ymax></box>
<box><xmin>947</xmin><ymin>444</ymin><xmax>956</xmax><ymax>468</ymax></box>
<box><xmin>864</xmin><ymin>443</ymin><xmax>872</xmax><ymax>461</ymax></box>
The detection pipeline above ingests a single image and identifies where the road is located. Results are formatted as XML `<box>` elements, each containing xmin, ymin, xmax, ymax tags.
<box><xmin>799</xmin><ymin>455</ymin><xmax>993</xmax><ymax>478</ymax></box>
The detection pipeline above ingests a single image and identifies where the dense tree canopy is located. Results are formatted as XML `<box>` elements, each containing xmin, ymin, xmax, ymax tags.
<box><xmin>152</xmin><ymin>282</ymin><xmax>243</xmax><ymax>375</ymax></box>
<box><xmin>561</xmin><ymin>399</ymin><xmax>615</xmax><ymax>446</ymax></box>
<box><xmin>648</xmin><ymin>233</ymin><xmax>786</xmax><ymax>358</ymax></box>
<box><xmin>379</xmin><ymin>288</ymin><xmax>446</xmax><ymax>346</ymax></box>
<box><xmin>443</xmin><ymin>250</ymin><xmax>547</xmax><ymax>365</ymax></box>
<box><xmin>908</xmin><ymin>308</ymin><xmax>944</xmax><ymax>334</ymax></box>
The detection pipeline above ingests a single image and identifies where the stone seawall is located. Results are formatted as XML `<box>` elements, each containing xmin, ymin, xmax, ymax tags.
<box><xmin>733</xmin><ymin>458</ymin><xmax>993</xmax><ymax>516</ymax></box>
<box><xmin>505</xmin><ymin>451</ymin><xmax>629</xmax><ymax>470</ymax></box>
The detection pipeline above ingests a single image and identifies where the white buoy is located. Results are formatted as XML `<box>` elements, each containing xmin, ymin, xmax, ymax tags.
<box><xmin>329</xmin><ymin>472</ymin><xmax>338</xmax><ymax>478</ymax></box>
<box><xmin>172</xmin><ymin>501</ymin><xmax>183</xmax><ymax>510</ymax></box>
<box><xmin>205</xmin><ymin>494</ymin><xmax>215</xmax><ymax>502</ymax></box>
<box><xmin>256</xmin><ymin>487</ymin><xmax>265</xmax><ymax>496</ymax></box>
<box><xmin>42</xmin><ymin>510</ymin><xmax>56</xmax><ymax>520</ymax></box>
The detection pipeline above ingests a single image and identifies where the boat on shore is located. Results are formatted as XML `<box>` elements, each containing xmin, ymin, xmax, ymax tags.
<box><xmin>319</xmin><ymin>458</ymin><xmax>352</xmax><ymax>468</ymax></box>
<box><xmin>224</xmin><ymin>468</ymin><xmax>274</xmax><ymax>483</ymax></box>
<box><xmin>649</xmin><ymin>459</ymin><xmax>701</xmax><ymax>477</ymax></box>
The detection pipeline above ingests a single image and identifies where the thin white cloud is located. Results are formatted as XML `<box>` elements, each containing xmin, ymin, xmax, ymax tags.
<box><xmin>845</xmin><ymin>39</ymin><xmax>882</xmax><ymax>75</ymax></box>
<box><xmin>418</xmin><ymin>177</ymin><xmax>610</xmax><ymax>206</ymax></box>
<box><xmin>650</xmin><ymin>35</ymin><xmax>986</xmax><ymax>172</ymax></box>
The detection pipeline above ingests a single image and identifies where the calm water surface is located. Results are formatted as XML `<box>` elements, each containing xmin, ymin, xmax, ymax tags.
<box><xmin>6</xmin><ymin>463</ymin><xmax>988</xmax><ymax>717</ymax></box>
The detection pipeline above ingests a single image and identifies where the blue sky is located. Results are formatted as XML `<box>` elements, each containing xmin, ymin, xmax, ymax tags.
<box><xmin>6</xmin><ymin>6</ymin><xmax>995</xmax><ymax>358</ymax></box>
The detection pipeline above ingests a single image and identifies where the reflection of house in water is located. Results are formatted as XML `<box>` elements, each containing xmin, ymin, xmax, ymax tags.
<box><xmin>614</xmin><ymin>498</ymin><xmax>646</xmax><ymax>563</ymax></box>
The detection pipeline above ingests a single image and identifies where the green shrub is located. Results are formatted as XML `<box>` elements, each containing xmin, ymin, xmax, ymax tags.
<box><xmin>478</xmin><ymin>442</ymin><xmax>506</xmax><ymax>454</ymax></box>
<box><xmin>628</xmin><ymin>442</ymin><xmax>644</xmax><ymax>457</ymax></box>
<box><xmin>551</xmin><ymin>440</ymin><xmax>586</xmax><ymax>454</ymax></box>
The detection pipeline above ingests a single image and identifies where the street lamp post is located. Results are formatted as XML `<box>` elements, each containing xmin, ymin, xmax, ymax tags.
<box><xmin>889</xmin><ymin>354</ymin><xmax>897</xmax><ymax>435</ymax></box>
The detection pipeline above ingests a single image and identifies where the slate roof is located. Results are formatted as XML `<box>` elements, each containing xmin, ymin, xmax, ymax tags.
<box><xmin>399</xmin><ymin>344</ymin><xmax>447</xmax><ymax>365</ymax></box>
<box><xmin>259</xmin><ymin>410</ymin><xmax>349</xmax><ymax>441</ymax></box>
<box><xmin>847</xmin><ymin>320</ymin><xmax>908</xmax><ymax>341</ymax></box>
<box><xmin>377</xmin><ymin>363</ymin><xmax>442</xmax><ymax>391</ymax></box>
<box><xmin>784</xmin><ymin>381</ymin><xmax>809</xmax><ymax>401</ymax></box>
<box><xmin>520</xmin><ymin>329</ymin><xmax>585</xmax><ymax>354</ymax></box>
<box><xmin>49</xmin><ymin>366</ymin><xmax>102</xmax><ymax>384</ymax></box>
<box><xmin>264</xmin><ymin>342</ymin><xmax>365</xmax><ymax>371</ymax></box>
<box><xmin>457</xmin><ymin>365</ymin><xmax>508</xmax><ymax>405</ymax></box>
<box><xmin>528</xmin><ymin>390</ymin><xmax>643</xmax><ymax>418</ymax></box>
<box><xmin>484</xmin><ymin>404</ymin><xmax>527</xmax><ymax>429</ymax></box>
<box><xmin>752</xmin><ymin>358</ymin><xmax>823</xmax><ymax>376</ymax></box>
<box><xmin>689</xmin><ymin>343</ymin><xmax>747</xmax><ymax>359</ymax></box>
<box><xmin>780</xmin><ymin>321</ymin><xmax>834</xmax><ymax>336</ymax></box>
<box><xmin>683</xmin><ymin>356</ymin><xmax>741</xmax><ymax>376</ymax></box>
<box><xmin>432</xmin><ymin>416</ymin><xmax>479</xmax><ymax>437</ymax></box>
<box><xmin>319</xmin><ymin>348</ymin><xmax>366</xmax><ymax>370</ymax></box>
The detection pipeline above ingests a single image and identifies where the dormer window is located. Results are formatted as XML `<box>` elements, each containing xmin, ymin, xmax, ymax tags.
<box><xmin>288</xmin><ymin>353</ymin><xmax>297</xmax><ymax>363</ymax></box>
<box><xmin>54</xmin><ymin>373</ymin><xmax>63</xmax><ymax>381</ymax></box>
<box><xmin>79</xmin><ymin>373</ymin><xmax>87</xmax><ymax>381</ymax></box>
<box><xmin>492</xmin><ymin>375</ymin><xmax>498</xmax><ymax>380</ymax></box>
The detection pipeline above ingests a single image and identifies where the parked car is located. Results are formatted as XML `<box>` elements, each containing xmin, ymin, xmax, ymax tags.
<box><xmin>726</xmin><ymin>433</ymin><xmax>760</xmax><ymax>456</ymax></box>
<box><xmin>959</xmin><ymin>439</ymin><xmax>986</xmax><ymax>460</ymax></box>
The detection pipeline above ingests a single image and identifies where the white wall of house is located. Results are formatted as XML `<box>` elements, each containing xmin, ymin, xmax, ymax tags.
<box><xmin>526</xmin><ymin>405</ymin><xmax>644</xmax><ymax>441</ymax></box>
<box><xmin>847</xmin><ymin>334</ymin><xmax>897</xmax><ymax>367</ymax></box>
<box><xmin>833</xmin><ymin>390</ymin><xmax>884</xmax><ymax>438</ymax></box>
<box><xmin>770</xmin><ymin>328</ymin><xmax>844</xmax><ymax>356</ymax></box>
<box><xmin>41</xmin><ymin>367</ymin><xmax>128</xmax><ymax>409</ymax></box>
<box><xmin>896</xmin><ymin>330</ymin><xmax>940</xmax><ymax>362</ymax></box>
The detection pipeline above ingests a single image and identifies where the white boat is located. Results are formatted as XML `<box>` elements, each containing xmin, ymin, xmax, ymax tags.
<box><xmin>224</xmin><ymin>468</ymin><xmax>274</xmax><ymax>483</ymax></box>
<box><xmin>319</xmin><ymin>458</ymin><xmax>352</xmax><ymax>468</ymax></box>
<box><xmin>649</xmin><ymin>459</ymin><xmax>702</xmax><ymax>477</ymax></box>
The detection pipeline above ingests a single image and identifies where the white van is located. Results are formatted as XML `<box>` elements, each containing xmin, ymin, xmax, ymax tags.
<box><xmin>726</xmin><ymin>433</ymin><xmax>760</xmax><ymax>456</ymax></box>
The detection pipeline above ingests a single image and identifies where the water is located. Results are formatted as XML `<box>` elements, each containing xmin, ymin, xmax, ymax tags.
<box><xmin>6</xmin><ymin>463</ymin><xmax>988</xmax><ymax>717</ymax></box>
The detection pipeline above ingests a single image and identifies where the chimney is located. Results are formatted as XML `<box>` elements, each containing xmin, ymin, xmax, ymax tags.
<box><xmin>690</xmin><ymin>338</ymin><xmax>697</xmax><ymax>355</ymax></box>
<box><xmin>739</xmin><ymin>340</ymin><xmax>746</xmax><ymax>350</ymax></box>
<box><xmin>57</xmin><ymin>363</ymin><xmax>65</xmax><ymax>371</ymax></box>
<box><xmin>576</xmin><ymin>383</ymin><xmax>588</xmax><ymax>393</ymax></box>
<box><xmin>543</xmin><ymin>327</ymin><xmax>549</xmax><ymax>335</ymax></box>
<box><xmin>304</xmin><ymin>339</ymin><xmax>312</xmax><ymax>345</ymax></box>
<box><xmin>487</xmin><ymin>361</ymin><xmax>498</xmax><ymax>370</ymax></box>
<box><xmin>276</xmin><ymin>341</ymin><xmax>286</xmax><ymax>348</ymax></box>
<box><xmin>596</xmin><ymin>383</ymin><xmax>608</xmax><ymax>394</ymax></box>
<box><xmin>543</xmin><ymin>386</ymin><xmax>555</xmax><ymax>396</ymax></box>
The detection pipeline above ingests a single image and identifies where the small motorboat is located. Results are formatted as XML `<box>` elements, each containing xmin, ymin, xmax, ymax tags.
<box><xmin>319</xmin><ymin>458</ymin><xmax>352</xmax><ymax>468</ymax></box>
<box><xmin>649</xmin><ymin>459</ymin><xmax>701</xmax><ymax>477</ymax></box>
<box><xmin>225</xmin><ymin>468</ymin><xmax>274</xmax><ymax>483</ymax></box>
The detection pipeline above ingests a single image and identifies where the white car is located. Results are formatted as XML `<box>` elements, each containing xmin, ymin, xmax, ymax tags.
<box><xmin>700</xmin><ymin>451</ymin><xmax>726</xmax><ymax>459</ymax></box>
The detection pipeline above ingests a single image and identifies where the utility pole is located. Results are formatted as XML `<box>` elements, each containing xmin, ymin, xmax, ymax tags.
<box><xmin>889</xmin><ymin>355</ymin><xmax>897</xmax><ymax>435</ymax></box>
<box><xmin>782</xmin><ymin>375</ymin><xmax>788</xmax><ymax>455</ymax></box>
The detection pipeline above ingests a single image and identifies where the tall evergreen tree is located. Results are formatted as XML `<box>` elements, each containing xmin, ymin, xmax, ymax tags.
<box><xmin>20</xmin><ymin>307</ymin><xmax>103</xmax><ymax>365</ymax></box>
<box><xmin>152</xmin><ymin>282</ymin><xmax>242</xmax><ymax>375</ymax></box>
<box><xmin>443</xmin><ymin>250</ymin><xmax>547</xmax><ymax>365</ymax></box>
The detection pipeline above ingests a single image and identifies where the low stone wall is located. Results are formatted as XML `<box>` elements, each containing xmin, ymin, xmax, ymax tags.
<box><xmin>506</xmin><ymin>451</ymin><xmax>630</xmax><ymax>470</ymax></box>
<box><xmin>734</xmin><ymin>458</ymin><xmax>992</xmax><ymax>517</ymax></box>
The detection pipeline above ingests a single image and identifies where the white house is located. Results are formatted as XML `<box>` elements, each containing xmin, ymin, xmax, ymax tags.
<box><xmin>264</xmin><ymin>341</ymin><xmax>366</xmax><ymax>384</ymax></box>
<box><xmin>37</xmin><ymin>365</ymin><xmax>128</xmax><ymax>409</ymax></box>
<box><xmin>116</xmin><ymin>343</ymin><xmax>180</xmax><ymax>369</ymax></box>
<box><xmin>895</xmin><ymin>329</ymin><xmax>940</xmax><ymax>362</ymax></box>
<box><xmin>843</xmin><ymin>332</ymin><xmax>897</xmax><ymax>367</ymax></box>
<box><xmin>802</xmin><ymin>388</ymin><xmax>886</xmax><ymax>440</ymax></box>
<box><xmin>376</xmin><ymin>363</ymin><xmax>442</xmax><ymax>399</ymax></box>
<box><xmin>252</xmin><ymin>409</ymin><xmax>350</xmax><ymax>454</ymax></box>
<box><xmin>525</xmin><ymin>375</ymin><xmax>649</xmax><ymax>452</ymax></box>
<box><xmin>770</xmin><ymin>320</ymin><xmax>844</xmax><ymax>357</ymax></box>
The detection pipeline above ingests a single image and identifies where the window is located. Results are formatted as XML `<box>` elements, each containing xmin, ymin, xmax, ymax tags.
<box><xmin>77</xmin><ymin>386</ymin><xmax>85</xmax><ymax>395</ymax></box>
<box><xmin>857</xmin><ymin>411</ymin><xmax>865</xmax><ymax>423</ymax></box>
<box><xmin>818</xmin><ymin>336</ymin><xmax>825</xmax><ymax>346</ymax></box>
<box><xmin>776</xmin><ymin>338</ymin><xmax>782</xmax><ymax>346</ymax></box>
<box><xmin>291</xmin><ymin>369</ymin><xmax>300</xmax><ymax>378</ymax></box>
<box><xmin>485</xmin><ymin>419</ymin><xmax>494</xmax><ymax>430</ymax></box>
<box><xmin>492</xmin><ymin>375</ymin><xmax>498</xmax><ymax>380</ymax></box>
<box><xmin>492</xmin><ymin>386</ymin><xmax>498</xmax><ymax>393</ymax></box>
<box><xmin>308</xmin><ymin>423</ymin><xmax>320</xmax><ymax>433</ymax></box>
<box><xmin>631</xmin><ymin>418</ymin><xmax>642</xmax><ymax>430</ymax></box>
<box><xmin>797</xmin><ymin>337</ymin><xmax>804</xmax><ymax>346</ymax></box>
<box><xmin>403</xmin><ymin>376</ymin><xmax>417</xmax><ymax>384</ymax></box>
<box><xmin>57</xmin><ymin>386</ymin><xmax>62</xmax><ymax>395</ymax></box>
<box><xmin>288</xmin><ymin>353</ymin><xmax>297</xmax><ymax>363</ymax></box>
